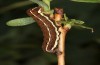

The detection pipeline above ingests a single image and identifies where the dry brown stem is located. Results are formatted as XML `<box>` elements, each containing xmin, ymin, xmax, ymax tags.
<box><xmin>57</xmin><ymin>27</ymin><xmax>69</xmax><ymax>65</ymax></box>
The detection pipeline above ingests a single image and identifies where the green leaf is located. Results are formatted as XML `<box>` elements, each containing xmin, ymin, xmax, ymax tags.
<box><xmin>74</xmin><ymin>25</ymin><xmax>94</xmax><ymax>33</ymax></box>
<box><xmin>64</xmin><ymin>14</ymin><xmax>68</xmax><ymax>21</ymax></box>
<box><xmin>71</xmin><ymin>0</ymin><xmax>100</xmax><ymax>3</ymax></box>
<box><xmin>63</xmin><ymin>19</ymin><xmax>93</xmax><ymax>32</ymax></box>
<box><xmin>6</xmin><ymin>17</ymin><xmax>35</xmax><ymax>26</ymax></box>
<box><xmin>42</xmin><ymin>0</ymin><xmax>52</xmax><ymax>9</ymax></box>
<box><xmin>69</xmin><ymin>19</ymin><xmax>93</xmax><ymax>32</ymax></box>
<box><xmin>30</xmin><ymin>0</ymin><xmax>50</xmax><ymax>11</ymax></box>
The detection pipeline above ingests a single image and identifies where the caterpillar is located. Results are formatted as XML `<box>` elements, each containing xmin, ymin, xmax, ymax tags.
<box><xmin>27</xmin><ymin>7</ymin><xmax>62</xmax><ymax>53</ymax></box>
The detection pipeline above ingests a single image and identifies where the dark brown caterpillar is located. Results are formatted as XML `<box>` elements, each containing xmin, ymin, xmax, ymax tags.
<box><xmin>27</xmin><ymin>7</ymin><xmax>61</xmax><ymax>53</ymax></box>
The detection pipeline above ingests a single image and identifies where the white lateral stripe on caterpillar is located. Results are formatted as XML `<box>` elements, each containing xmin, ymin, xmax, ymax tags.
<box><xmin>30</xmin><ymin>7</ymin><xmax>59</xmax><ymax>52</ymax></box>
<box><xmin>38</xmin><ymin>8</ymin><xmax>60</xmax><ymax>51</ymax></box>
<box><xmin>30</xmin><ymin>8</ymin><xmax>51</xmax><ymax>52</ymax></box>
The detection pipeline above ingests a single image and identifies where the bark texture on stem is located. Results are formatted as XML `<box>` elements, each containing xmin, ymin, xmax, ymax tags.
<box><xmin>57</xmin><ymin>27</ymin><xmax>69</xmax><ymax>65</ymax></box>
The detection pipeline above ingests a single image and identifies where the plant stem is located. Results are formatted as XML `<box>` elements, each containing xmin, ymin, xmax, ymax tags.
<box><xmin>57</xmin><ymin>27</ymin><xmax>69</xmax><ymax>65</ymax></box>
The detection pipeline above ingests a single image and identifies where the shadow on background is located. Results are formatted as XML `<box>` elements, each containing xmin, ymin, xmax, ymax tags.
<box><xmin>0</xmin><ymin>0</ymin><xmax>100</xmax><ymax>65</ymax></box>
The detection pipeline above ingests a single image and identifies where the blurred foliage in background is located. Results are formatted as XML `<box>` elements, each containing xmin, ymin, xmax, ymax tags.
<box><xmin>0</xmin><ymin>0</ymin><xmax>100</xmax><ymax>65</ymax></box>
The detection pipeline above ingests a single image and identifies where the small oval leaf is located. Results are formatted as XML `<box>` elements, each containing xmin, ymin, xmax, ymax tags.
<box><xmin>71</xmin><ymin>0</ymin><xmax>100</xmax><ymax>3</ymax></box>
<box><xmin>6</xmin><ymin>17</ymin><xmax>35</xmax><ymax>26</ymax></box>
<box><xmin>30</xmin><ymin>0</ymin><xmax>50</xmax><ymax>11</ymax></box>
<box><xmin>42</xmin><ymin>0</ymin><xmax>52</xmax><ymax>9</ymax></box>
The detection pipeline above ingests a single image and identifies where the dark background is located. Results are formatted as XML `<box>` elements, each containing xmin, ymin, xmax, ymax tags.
<box><xmin>0</xmin><ymin>0</ymin><xmax>100</xmax><ymax>65</ymax></box>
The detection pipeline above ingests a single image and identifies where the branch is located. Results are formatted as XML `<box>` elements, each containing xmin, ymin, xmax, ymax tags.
<box><xmin>57</xmin><ymin>26</ymin><xmax>70</xmax><ymax>65</ymax></box>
